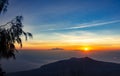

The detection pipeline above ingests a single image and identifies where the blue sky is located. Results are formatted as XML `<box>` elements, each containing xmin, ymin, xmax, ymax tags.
<box><xmin>0</xmin><ymin>0</ymin><xmax>120</xmax><ymax>50</ymax></box>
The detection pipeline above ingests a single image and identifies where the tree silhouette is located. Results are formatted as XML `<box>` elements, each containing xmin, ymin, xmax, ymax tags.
<box><xmin>0</xmin><ymin>0</ymin><xmax>32</xmax><ymax>76</ymax></box>
<box><xmin>0</xmin><ymin>16</ymin><xmax>32</xmax><ymax>76</ymax></box>
<box><xmin>0</xmin><ymin>0</ymin><xmax>9</xmax><ymax>14</ymax></box>
<box><xmin>0</xmin><ymin>16</ymin><xmax>32</xmax><ymax>59</ymax></box>
<box><xmin>0</xmin><ymin>0</ymin><xmax>9</xmax><ymax>75</ymax></box>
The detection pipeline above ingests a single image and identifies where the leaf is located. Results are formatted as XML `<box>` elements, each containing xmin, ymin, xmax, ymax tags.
<box><xmin>27</xmin><ymin>32</ymin><xmax>33</xmax><ymax>38</ymax></box>
<box><xmin>23</xmin><ymin>31</ymin><xmax>27</xmax><ymax>40</ymax></box>
<box><xmin>16</xmin><ymin>38</ymin><xmax>22</xmax><ymax>48</ymax></box>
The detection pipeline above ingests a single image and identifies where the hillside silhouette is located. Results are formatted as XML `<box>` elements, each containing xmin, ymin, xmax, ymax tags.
<box><xmin>7</xmin><ymin>57</ymin><xmax>120</xmax><ymax>76</ymax></box>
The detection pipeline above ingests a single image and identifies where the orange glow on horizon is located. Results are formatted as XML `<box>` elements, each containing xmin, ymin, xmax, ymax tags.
<box><xmin>78</xmin><ymin>46</ymin><xmax>92</xmax><ymax>52</ymax></box>
<box><xmin>15</xmin><ymin>42</ymin><xmax>120</xmax><ymax>51</ymax></box>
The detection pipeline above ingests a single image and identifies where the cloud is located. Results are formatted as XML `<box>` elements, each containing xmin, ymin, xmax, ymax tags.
<box><xmin>45</xmin><ymin>20</ymin><xmax>120</xmax><ymax>31</ymax></box>
<box><xmin>23</xmin><ymin>30</ymin><xmax>120</xmax><ymax>47</ymax></box>
<box><xmin>22</xmin><ymin>19</ymin><xmax>120</xmax><ymax>35</ymax></box>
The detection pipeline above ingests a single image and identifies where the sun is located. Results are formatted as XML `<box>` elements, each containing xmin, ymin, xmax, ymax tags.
<box><xmin>77</xmin><ymin>46</ymin><xmax>91</xmax><ymax>52</ymax></box>
<box><xmin>84</xmin><ymin>48</ymin><xmax>89</xmax><ymax>51</ymax></box>
<box><xmin>83</xmin><ymin>47</ymin><xmax>91</xmax><ymax>52</ymax></box>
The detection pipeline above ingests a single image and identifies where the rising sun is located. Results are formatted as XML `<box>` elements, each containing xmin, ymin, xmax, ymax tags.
<box><xmin>78</xmin><ymin>46</ymin><xmax>91</xmax><ymax>52</ymax></box>
<box><xmin>83</xmin><ymin>47</ymin><xmax>90</xmax><ymax>52</ymax></box>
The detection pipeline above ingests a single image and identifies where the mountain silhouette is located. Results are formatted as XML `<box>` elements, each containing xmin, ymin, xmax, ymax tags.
<box><xmin>7</xmin><ymin>57</ymin><xmax>120</xmax><ymax>76</ymax></box>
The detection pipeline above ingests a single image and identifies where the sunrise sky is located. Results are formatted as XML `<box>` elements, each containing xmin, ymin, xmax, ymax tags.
<box><xmin>0</xmin><ymin>0</ymin><xmax>120</xmax><ymax>51</ymax></box>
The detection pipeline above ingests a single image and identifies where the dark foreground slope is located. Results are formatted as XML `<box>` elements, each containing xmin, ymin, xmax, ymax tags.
<box><xmin>7</xmin><ymin>57</ymin><xmax>120</xmax><ymax>76</ymax></box>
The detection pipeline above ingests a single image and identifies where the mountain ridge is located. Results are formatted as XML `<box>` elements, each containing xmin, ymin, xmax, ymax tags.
<box><xmin>7</xmin><ymin>57</ymin><xmax>120</xmax><ymax>76</ymax></box>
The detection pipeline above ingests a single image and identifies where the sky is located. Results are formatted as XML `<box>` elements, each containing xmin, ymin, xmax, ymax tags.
<box><xmin>0</xmin><ymin>0</ymin><xmax>120</xmax><ymax>51</ymax></box>
<box><xmin>1</xmin><ymin>0</ymin><xmax>120</xmax><ymax>73</ymax></box>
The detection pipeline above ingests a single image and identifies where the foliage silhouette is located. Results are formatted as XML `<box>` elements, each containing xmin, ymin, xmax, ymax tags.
<box><xmin>0</xmin><ymin>0</ymin><xmax>32</xmax><ymax>76</ymax></box>
<box><xmin>0</xmin><ymin>0</ymin><xmax>9</xmax><ymax>14</ymax></box>
<box><xmin>0</xmin><ymin>16</ymin><xmax>32</xmax><ymax>76</ymax></box>
<box><xmin>0</xmin><ymin>16</ymin><xmax>32</xmax><ymax>59</ymax></box>
<box><xmin>0</xmin><ymin>0</ymin><xmax>9</xmax><ymax>75</ymax></box>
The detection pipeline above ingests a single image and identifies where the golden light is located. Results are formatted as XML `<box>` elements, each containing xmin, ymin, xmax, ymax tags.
<box><xmin>81</xmin><ymin>47</ymin><xmax>91</xmax><ymax>57</ymax></box>
<box><xmin>80</xmin><ymin>46</ymin><xmax>92</xmax><ymax>52</ymax></box>
<box><xmin>84</xmin><ymin>47</ymin><xmax>89</xmax><ymax>52</ymax></box>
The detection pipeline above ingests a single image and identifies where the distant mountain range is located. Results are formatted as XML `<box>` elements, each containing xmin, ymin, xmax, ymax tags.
<box><xmin>49</xmin><ymin>48</ymin><xmax>64</xmax><ymax>50</ymax></box>
<box><xmin>7</xmin><ymin>57</ymin><xmax>120</xmax><ymax>76</ymax></box>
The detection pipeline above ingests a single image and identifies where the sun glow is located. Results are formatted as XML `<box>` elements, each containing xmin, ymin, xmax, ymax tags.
<box><xmin>80</xmin><ymin>46</ymin><xmax>91</xmax><ymax>52</ymax></box>
<box><xmin>84</xmin><ymin>47</ymin><xmax>89</xmax><ymax>51</ymax></box>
